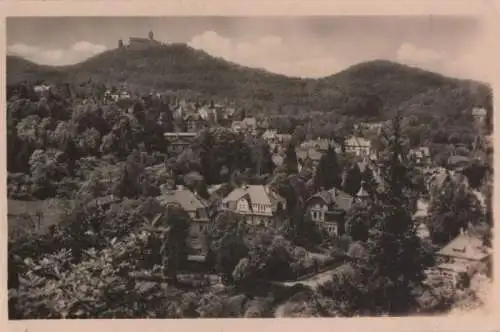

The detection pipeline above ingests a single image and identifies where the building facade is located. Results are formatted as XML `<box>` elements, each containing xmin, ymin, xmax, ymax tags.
<box><xmin>220</xmin><ymin>184</ymin><xmax>285</xmax><ymax>227</ymax></box>
<box><xmin>164</xmin><ymin>132</ymin><xmax>197</xmax><ymax>155</ymax></box>
<box><xmin>304</xmin><ymin>188</ymin><xmax>354</xmax><ymax>237</ymax></box>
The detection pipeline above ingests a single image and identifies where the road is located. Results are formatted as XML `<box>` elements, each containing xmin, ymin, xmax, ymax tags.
<box><xmin>274</xmin><ymin>264</ymin><xmax>349</xmax><ymax>318</ymax></box>
<box><xmin>279</xmin><ymin>268</ymin><xmax>338</xmax><ymax>290</ymax></box>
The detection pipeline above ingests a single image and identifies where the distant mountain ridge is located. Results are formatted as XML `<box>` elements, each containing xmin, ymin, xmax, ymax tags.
<box><xmin>6</xmin><ymin>43</ymin><xmax>492</xmax><ymax>120</ymax></box>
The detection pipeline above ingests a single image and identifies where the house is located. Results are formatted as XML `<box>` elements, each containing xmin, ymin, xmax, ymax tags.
<box><xmin>262</xmin><ymin>131</ymin><xmax>292</xmax><ymax>154</ymax></box>
<box><xmin>33</xmin><ymin>84</ymin><xmax>52</xmax><ymax>97</ymax></box>
<box><xmin>472</xmin><ymin>107</ymin><xmax>487</xmax><ymax>131</ymax></box>
<box><xmin>304</xmin><ymin>188</ymin><xmax>354</xmax><ymax>237</ymax></box>
<box><xmin>413</xmin><ymin>200</ymin><xmax>431</xmax><ymax>240</ymax></box>
<box><xmin>416</xmin><ymin>222</ymin><xmax>431</xmax><ymax>240</ymax></box>
<box><xmin>356</xmin><ymin>158</ymin><xmax>386</xmax><ymax>193</ymax></box>
<box><xmin>355</xmin><ymin>186</ymin><xmax>370</xmax><ymax>201</ymax></box>
<box><xmin>232</xmin><ymin>117</ymin><xmax>258</xmax><ymax>135</ymax></box>
<box><xmin>262</xmin><ymin>130</ymin><xmax>278</xmax><ymax>141</ymax></box>
<box><xmin>276</xmin><ymin>134</ymin><xmax>293</xmax><ymax>145</ymax></box>
<box><xmin>258</xmin><ymin>118</ymin><xmax>270</xmax><ymax>130</ymax></box>
<box><xmin>242</xmin><ymin>117</ymin><xmax>257</xmax><ymax>131</ymax></box>
<box><xmin>126</xmin><ymin>31</ymin><xmax>163</xmax><ymax>50</ymax></box>
<box><xmin>345</xmin><ymin>136</ymin><xmax>371</xmax><ymax>157</ymax></box>
<box><xmin>184</xmin><ymin>113</ymin><xmax>207</xmax><ymax>133</ymax></box>
<box><xmin>164</xmin><ymin>132</ymin><xmax>197</xmax><ymax>155</ymax></box>
<box><xmin>433</xmin><ymin>229</ymin><xmax>491</xmax><ymax>286</ymax></box>
<box><xmin>296</xmin><ymin>147</ymin><xmax>323</xmax><ymax>170</ymax></box>
<box><xmin>220</xmin><ymin>184</ymin><xmax>286</xmax><ymax>227</ymax></box>
<box><xmin>426</xmin><ymin>168</ymin><xmax>470</xmax><ymax>201</ymax></box>
<box><xmin>409</xmin><ymin>146</ymin><xmax>431</xmax><ymax>166</ymax></box>
<box><xmin>299</xmin><ymin>138</ymin><xmax>339</xmax><ymax>153</ymax></box>
<box><xmin>156</xmin><ymin>186</ymin><xmax>210</xmax><ymax>254</ymax></box>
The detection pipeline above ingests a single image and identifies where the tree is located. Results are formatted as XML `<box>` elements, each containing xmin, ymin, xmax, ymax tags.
<box><xmin>314</xmin><ymin>145</ymin><xmax>342</xmax><ymax>190</ymax></box>
<box><xmin>343</xmin><ymin>163</ymin><xmax>362</xmax><ymax>196</ymax></box>
<box><xmin>345</xmin><ymin>201</ymin><xmax>372</xmax><ymax>242</ymax></box>
<box><xmin>196</xmin><ymin>128</ymin><xmax>253</xmax><ymax>185</ymax></box>
<box><xmin>112</xmin><ymin>151</ymin><xmax>144</xmax><ymax>198</ymax></box>
<box><xmin>348</xmin><ymin>111</ymin><xmax>434</xmax><ymax>315</ymax></box>
<box><xmin>291</xmin><ymin>211</ymin><xmax>325</xmax><ymax>250</ymax></box>
<box><xmin>283</xmin><ymin>142</ymin><xmax>298</xmax><ymax>175</ymax></box>
<box><xmin>428</xmin><ymin>180</ymin><xmax>484</xmax><ymax>245</ymax></box>
<box><xmin>361</xmin><ymin>166</ymin><xmax>378</xmax><ymax>197</ymax></box>
<box><xmin>157</xmin><ymin>203</ymin><xmax>192</xmax><ymax>281</ymax></box>
<box><xmin>205</xmin><ymin>211</ymin><xmax>247</xmax><ymax>283</ymax></box>
<box><xmin>232</xmin><ymin>230</ymin><xmax>297</xmax><ymax>283</ymax></box>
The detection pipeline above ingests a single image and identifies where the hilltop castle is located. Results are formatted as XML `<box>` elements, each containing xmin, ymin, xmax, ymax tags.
<box><xmin>118</xmin><ymin>31</ymin><xmax>163</xmax><ymax>50</ymax></box>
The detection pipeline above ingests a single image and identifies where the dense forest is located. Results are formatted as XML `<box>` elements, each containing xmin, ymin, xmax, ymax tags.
<box><xmin>7</xmin><ymin>43</ymin><xmax>493</xmax><ymax>121</ymax></box>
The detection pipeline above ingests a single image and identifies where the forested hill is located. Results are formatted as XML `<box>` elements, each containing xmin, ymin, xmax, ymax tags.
<box><xmin>6</xmin><ymin>43</ymin><xmax>493</xmax><ymax>120</ymax></box>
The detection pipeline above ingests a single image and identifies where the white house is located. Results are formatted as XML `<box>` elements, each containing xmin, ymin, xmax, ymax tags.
<box><xmin>432</xmin><ymin>229</ymin><xmax>491</xmax><ymax>286</ymax></box>
<box><xmin>220</xmin><ymin>184</ymin><xmax>286</xmax><ymax>226</ymax></box>
<box><xmin>345</xmin><ymin>136</ymin><xmax>371</xmax><ymax>157</ymax></box>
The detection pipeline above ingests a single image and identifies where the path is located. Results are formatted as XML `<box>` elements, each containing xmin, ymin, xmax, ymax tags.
<box><xmin>278</xmin><ymin>268</ymin><xmax>338</xmax><ymax>290</ymax></box>
<box><xmin>273</xmin><ymin>263</ymin><xmax>349</xmax><ymax>317</ymax></box>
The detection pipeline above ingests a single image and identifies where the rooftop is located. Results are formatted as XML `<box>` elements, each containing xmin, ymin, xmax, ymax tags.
<box><xmin>308</xmin><ymin>188</ymin><xmax>354</xmax><ymax>212</ymax></box>
<box><xmin>437</xmin><ymin>232</ymin><xmax>490</xmax><ymax>262</ymax></box>
<box><xmin>222</xmin><ymin>184</ymin><xmax>274</xmax><ymax>207</ymax></box>
<box><xmin>345</xmin><ymin>136</ymin><xmax>371</xmax><ymax>148</ymax></box>
<box><xmin>157</xmin><ymin>188</ymin><xmax>208</xmax><ymax>216</ymax></box>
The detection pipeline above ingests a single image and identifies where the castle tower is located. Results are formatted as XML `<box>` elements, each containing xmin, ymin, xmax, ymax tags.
<box><xmin>149</xmin><ymin>30</ymin><xmax>154</xmax><ymax>41</ymax></box>
<box><xmin>118</xmin><ymin>39</ymin><xmax>124</xmax><ymax>49</ymax></box>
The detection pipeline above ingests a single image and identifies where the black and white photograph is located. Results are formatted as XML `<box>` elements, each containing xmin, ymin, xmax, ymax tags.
<box><xmin>6</xmin><ymin>14</ymin><xmax>494</xmax><ymax>319</ymax></box>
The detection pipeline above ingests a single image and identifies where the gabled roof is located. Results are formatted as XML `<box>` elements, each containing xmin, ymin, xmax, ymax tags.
<box><xmin>345</xmin><ymin>136</ymin><xmax>371</xmax><ymax>148</ymax></box>
<box><xmin>262</xmin><ymin>130</ymin><xmax>278</xmax><ymax>139</ymax></box>
<box><xmin>356</xmin><ymin>186</ymin><xmax>369</xmax><ymax>198</ymax></box>
<box><xmin>308</xmin><ymin>188</ymin><xmax>354</xmax><ymax>212</ymax></box>
<box><xmin>242</xmin><ymin>117</ymin><xmax>257</xmax><ymax>127</ymax></box>
<box><xmin>222</xmin><ymin>185</ymin><xmax>283</xmax><ymax>217</ymax></box>
<box><xmin>300</xmin><ymin>138</ymin><xmax>333</xmax><ymax>151</ymax></box>
<box><xmin>295</xmin><ymin>147</ymin><xmax>323</xmax><ymax>162</ymax></box>
<box><xmin>198</xmin><ymin>106</ymin><xmax>211</xmax><ymax>120</ymax></box>
<box><xmin>222</xmin><ymin>185</ymin><xmax>273</xmax><ymax>206</ymax></box>
<box><xmin>410</xmin><ymin>146</ymin><xmax>431</xmax><ymax>158</ymax></box>
<box><xmin>437</xmin><ymin>232</ymin><xmax>490</xmax><ymax>261</ymax></box>
<box><xmin>157</xmin><ymin>188</ymin><xmax>208</xmax><ymax>215</ymax></box>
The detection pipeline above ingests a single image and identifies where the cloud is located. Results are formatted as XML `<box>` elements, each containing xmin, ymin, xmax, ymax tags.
<box><xmin>396</xmin><ymin>40</ymin><xmax>493</xmax><ymax>82</ymax></box>
<box><xmin>7</xmin><ymin>41</ymin><xmax>107</xmax><ymax>66</ymax></box>
<box><xmin>71</xmin><ymin>41</ymin><xmax>107</xmax><ymax>54</ymax></box>
<box><xmin>188</xmin><ymin>30</ymin><xmax>339</xmax><ymax>78</ymax></box>
<box><xmin>396</xmin><ymin>42</ymin><xmax>445</xmax><ymax>69</ymax></box>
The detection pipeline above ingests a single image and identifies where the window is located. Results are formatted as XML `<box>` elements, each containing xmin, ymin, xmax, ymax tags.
<box><xmin>311</xmin><ymin>211</ymin><xmax>317</xmax><ymax>221</ymax></box>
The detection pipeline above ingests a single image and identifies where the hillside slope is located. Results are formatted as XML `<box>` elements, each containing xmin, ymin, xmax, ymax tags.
<box><xmin>6</xmin><ymin>44</ymin><xmax>492</xmax><ymax>120</ymax></box>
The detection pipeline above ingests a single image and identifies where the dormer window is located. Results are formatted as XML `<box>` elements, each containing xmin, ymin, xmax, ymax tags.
<box><xmin>452</xmin><ymin>246</ymin><xmax>466</xmax><ymax>253</ymax></box>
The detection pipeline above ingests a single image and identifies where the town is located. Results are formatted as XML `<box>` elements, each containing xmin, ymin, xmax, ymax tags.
<box><xmin>6</xmin><ymin>30</ymin><xmax>493</xmax><ymax>319</ymax></box>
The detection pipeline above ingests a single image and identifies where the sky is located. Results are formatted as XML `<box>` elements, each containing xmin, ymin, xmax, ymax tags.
<box><xmin>6</xmin><ymin>16</ymin><xmax>489</xmax><ymax>80</ymax></box>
